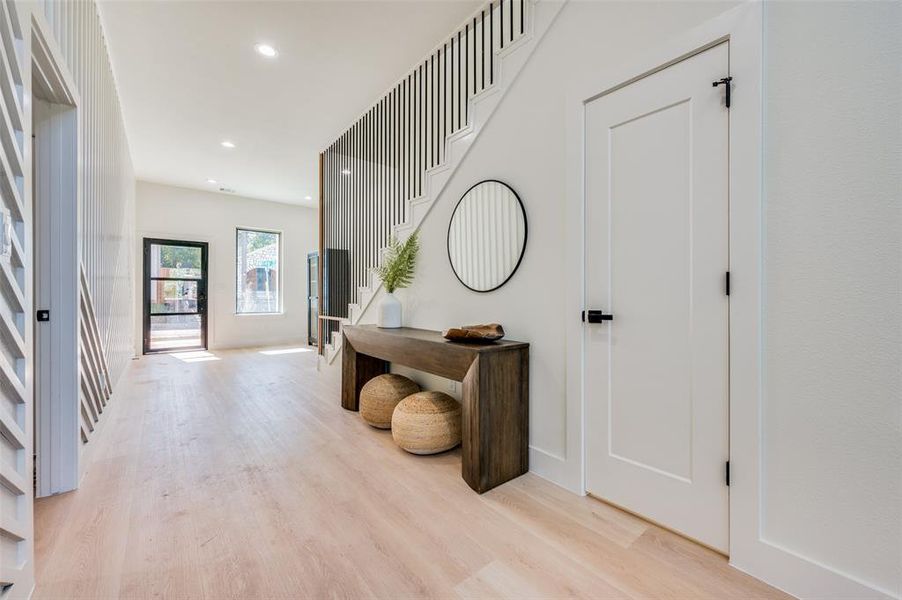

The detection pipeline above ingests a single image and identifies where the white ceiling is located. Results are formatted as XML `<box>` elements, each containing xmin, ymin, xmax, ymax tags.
<box><xmin>99</xmin><ymin>0</ymin><xmax>482</xmax><ymax>207</ymax></box>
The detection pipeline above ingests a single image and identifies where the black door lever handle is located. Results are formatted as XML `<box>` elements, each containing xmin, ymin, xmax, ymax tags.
<box><xmin>582</xmin><ymin>310</ymin><xmax>613</xmax><ymax>323</ymax></box>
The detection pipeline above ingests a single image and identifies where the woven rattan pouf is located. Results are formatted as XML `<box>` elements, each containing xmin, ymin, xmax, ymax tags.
<box><xmin>359</xmin><ymin>374</ymin><xmax>421</xmax><ymax>429</ymax></box>
<box><xmin>391</xmin><ymin>391</ymin><xmax>462</xmax><ymax>455</ymax></box>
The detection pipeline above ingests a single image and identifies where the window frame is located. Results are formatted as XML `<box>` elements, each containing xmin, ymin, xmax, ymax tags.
<box><xmin>235</xmin><ymin>227</ymin><xmax>283</xmax><ymax>315</ymax></box>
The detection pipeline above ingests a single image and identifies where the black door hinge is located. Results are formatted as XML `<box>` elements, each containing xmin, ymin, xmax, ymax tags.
<box><xmin>713</xmin><ymin>76</ymin><xmax>733</xmax><ymax>108</ymax></box>
<box><xmin>725</xmin><ymin>461</ymin><xmax>731</xmax><ymax>486</ymax></box>
<box><xmin>725</xmin><ymin>271</ymin><xmax>730</xmax><ymax>296</ymax></box>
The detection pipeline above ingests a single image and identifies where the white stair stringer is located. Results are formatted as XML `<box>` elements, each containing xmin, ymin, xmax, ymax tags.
<box><xmin>322</xmin><ymin>0</ymin><xmax>565</xmax><ymax>367</ymax></box>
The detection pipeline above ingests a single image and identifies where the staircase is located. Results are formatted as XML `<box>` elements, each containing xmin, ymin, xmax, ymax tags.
<box><xmin>319</xmin><ymin>0</ymin><xmax>562</xmax><ymax>366</ymax></box>
<box><xmin>78</xmin><ymin>263</ymin><xmax>113</xmax><ymax>442</ymax></box>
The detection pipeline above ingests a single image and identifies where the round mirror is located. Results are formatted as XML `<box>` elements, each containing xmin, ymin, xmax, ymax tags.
<box><xmin>447</xmin><ymin>180</ymin><xmax>527</xmax><ymax>292</ymax></box>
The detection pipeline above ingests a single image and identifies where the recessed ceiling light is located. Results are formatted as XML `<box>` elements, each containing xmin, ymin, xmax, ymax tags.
<box><xmin>206</xmin><ymin>178</ymin><xmax>217</xmax><ymax>184</ymax></box>
<box><xmin>221</xmin><ymin>140</ymin><xmax>235</xmax><ymax>149</ymax></box>
<box><xmin>304</xmin><ymin>195</ymin><xmax>313</xmax><ymax>201</ymax></box>
<box><xmin>341</xmin><ymin>168</ymin><xmax>351</xmax><ymax>175</ymax></box>
<box><xmin>255</xmin><ymin>43</ymin><xmax>278</xmax><ymax>58</ymax></box>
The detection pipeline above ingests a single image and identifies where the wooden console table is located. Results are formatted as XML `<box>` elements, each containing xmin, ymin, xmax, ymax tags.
<box><xmin>342</xmin><ymin>325</ymin><xmax>529</xmax><ymax>493</ymax></box>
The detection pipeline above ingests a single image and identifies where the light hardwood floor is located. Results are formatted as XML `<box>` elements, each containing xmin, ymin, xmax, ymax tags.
<box><xmin>34</xmin><ymin>347</ymin><xmax>788</xmax><ymax>599</ymax></box>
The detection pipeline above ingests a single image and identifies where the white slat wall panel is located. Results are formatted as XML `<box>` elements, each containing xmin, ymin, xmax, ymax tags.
<box><xmin>0</xmin><ymin>1</ymin><xmax>134</xmax><ymax>596</ymax></box>
<box><xmin>0</xmin><ymin>0</ymin><xmax>29</xmax><ymax>595</ymax></box>
<box><xmin>40</xmin><ymin>0</ymin><xmax>135</xmax><ymax>388</ymax></box>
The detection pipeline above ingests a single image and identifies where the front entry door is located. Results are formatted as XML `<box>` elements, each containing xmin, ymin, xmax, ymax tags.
<box><xmin>584</xmin><ymin>43</ymin><xmax>730</xmax><ymax>552</ymax></box>
<box><xmin>143</xmin><ymin>238</ymin><xmax>208</xmax><ymax>353</ymax></box>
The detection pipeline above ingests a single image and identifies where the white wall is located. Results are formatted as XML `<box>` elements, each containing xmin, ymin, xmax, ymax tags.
<box><xmin>41</xmin><ymin>0</ymin><xmax>137</xmax><ymax>384</ymax></box>
<box><xmin>135</xmin><ymin>181</ymin><xmax>317</xmax><ymax>352</ymax></box>
<box><xmin>351</xmin><ymin>0</ymin><xmax>740</xmax><ymax>488</ymax></box>
<box><xmin>341</xmin><ymin>1</ymin><xmax>901</xmax><ymax>597</ymax></box>
<box><xmin>761</xmin><ymin>1</ymin><xmax>901</xmax><ymax>597</ymax></box>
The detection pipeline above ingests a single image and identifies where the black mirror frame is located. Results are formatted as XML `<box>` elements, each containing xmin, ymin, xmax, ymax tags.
<box><xmin>446</xmin><ymin>179</ymin><xmax>528</xmax><ymax>293</ymax></box>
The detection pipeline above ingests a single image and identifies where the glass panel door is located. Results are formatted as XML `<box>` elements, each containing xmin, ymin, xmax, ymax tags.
<box><xmin>143</xmin><ymin>238</ymin><xmax>208</xmax><ymax>353</ymax></box>
<box><xmin>307</xmin><ymin>252</ymin><xmax>318</xmax><ymax>346</ymax></box>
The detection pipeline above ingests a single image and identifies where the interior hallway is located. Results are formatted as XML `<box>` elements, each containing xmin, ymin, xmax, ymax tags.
<box><xmin>33</xmin><ymin>348</ymin><xmax>787</xmax><ymax>599</ymax></box>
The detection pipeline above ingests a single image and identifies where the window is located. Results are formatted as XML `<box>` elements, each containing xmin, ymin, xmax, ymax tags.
<box><xmin>236</xmin><ymin>228</ymin><xmax>281</xmax><ymax>314</ymax></box>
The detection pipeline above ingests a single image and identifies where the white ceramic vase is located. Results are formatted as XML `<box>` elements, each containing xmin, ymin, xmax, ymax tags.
<box><xmin>377</xmin><ymin>292</ymin><xmax>402</xmax><ymax>328</ymax></box>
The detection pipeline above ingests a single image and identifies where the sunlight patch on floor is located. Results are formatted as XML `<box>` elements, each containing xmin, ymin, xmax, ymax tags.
<box><xmin>259</xmin><ymin>347</ymin><xmax>313</xmax><ymax>355</ymax></box>
<box><xmin>170</xmin><ymin>350</ymin><xmax>220</xmax><ymax>363</ymax></box>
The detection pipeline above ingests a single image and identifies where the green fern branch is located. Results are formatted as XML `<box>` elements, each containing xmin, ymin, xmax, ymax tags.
<box><xmin>376</xmin><ymin>232</ymin><xmax>419</xmax><ymax>294</ymax></box>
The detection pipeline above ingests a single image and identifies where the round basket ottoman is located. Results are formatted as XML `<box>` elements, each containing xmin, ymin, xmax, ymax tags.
<box><xmin>359</xmin><ymin>374</ymin><xmax>421</xmax><ymax>429</ymax></box>
<box><xmin>391</xmin><ymin>391</ymin><xmax>462</xmax><ymax>455</ymax></box>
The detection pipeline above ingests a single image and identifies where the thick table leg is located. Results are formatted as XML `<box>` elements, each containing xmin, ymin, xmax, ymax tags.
<box><xmin>341</xmin><ymin>332</ymin><xmax>389</xmax><ymax>411</ymax></box>
<box><xmin>460</xmin><ymin>349</ymin><xmax>529</xmax><ymax>493</ymax></box>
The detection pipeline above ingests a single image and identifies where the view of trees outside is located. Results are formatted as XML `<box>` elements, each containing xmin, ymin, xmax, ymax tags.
<box><xmin>158</xmin><ymin>245</ymin><xmax>202</xmax><ymax>276</ymax></box>
<box><xmin>236</xmin><ymin>229</ymin><xmax>280</xmax><ymax>314</ymax></box>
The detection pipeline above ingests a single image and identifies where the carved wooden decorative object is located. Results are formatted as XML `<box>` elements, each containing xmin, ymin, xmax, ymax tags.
<box><xmin>441</xmin><ymin>323</ymin><xmax>505</xmax><ymax>343</ymax></box>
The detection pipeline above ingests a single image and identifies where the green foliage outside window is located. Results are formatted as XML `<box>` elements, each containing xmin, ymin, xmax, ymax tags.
<box><xmin>245</xmin><ymin>230</ymin><xmax>277</xmax><ymax>252</ymax></box>
<box><xmin>159</xmin><ymin>246</ymin><xmax>201</xmax><ymax>269</ymax></box>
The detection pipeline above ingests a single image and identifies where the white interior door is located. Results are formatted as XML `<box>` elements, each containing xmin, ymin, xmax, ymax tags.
<box><xmin>33</xmin><ymin>96</ymin><xmax>80</xmax><ymax>497</ymax></box>
<box><xmin>584</xmin><ymin>42</ymin><xmax>730</xmax><ymax>552</ymax></box>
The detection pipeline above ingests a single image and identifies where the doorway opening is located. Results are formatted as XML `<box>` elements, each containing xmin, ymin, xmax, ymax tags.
<box><xmin>32</xmin><ymin>23</ymin><xmax>80</xmax><ymax>498</ymax></box>
<box><xmin>142</xmin><ymin>238</ymin><xmax>208</xmax><ymax>353</ymax></box>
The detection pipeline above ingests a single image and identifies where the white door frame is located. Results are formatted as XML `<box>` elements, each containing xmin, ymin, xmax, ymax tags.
<box><xmin>565</xmin><ymin>0</ymin><xmax>764</xmax><ymax>579</ymax></box>
<box><xmin>31</xmin><ymin>12</ymin><xmax>82</xmax><ymax>497</ymax></box>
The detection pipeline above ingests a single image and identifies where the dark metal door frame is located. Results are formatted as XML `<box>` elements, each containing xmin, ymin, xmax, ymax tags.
<box><xmin>143</xmin><ymin>238</ymin><xmax>209</xmax><ymax>354</ymax></box>
<box><xmin>307</xmin><ymin>251</ymin><xmax>319</xmax><ymax>346</ymax></box>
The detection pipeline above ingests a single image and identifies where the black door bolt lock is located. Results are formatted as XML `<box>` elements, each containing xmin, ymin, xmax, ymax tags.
<box><xmin>36</xmin><ymin>310</ymin><xmax>50</xmax><ymax>322</ymax></box>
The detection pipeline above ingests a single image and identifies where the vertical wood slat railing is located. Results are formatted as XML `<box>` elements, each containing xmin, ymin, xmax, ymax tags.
<box><xmin>0</xmin><ymin>0</ymin><xmax>28</xmax><ymax>590</ymax></box>
<box><xmin>78</xmin><ymin>263</ymin><xmax>112</xmax><ymax>442</ymax></box>
<box><xmin>318</xmin><ymin>0</ymin><xmax>529</xmax><ymax>351</ymax></box>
